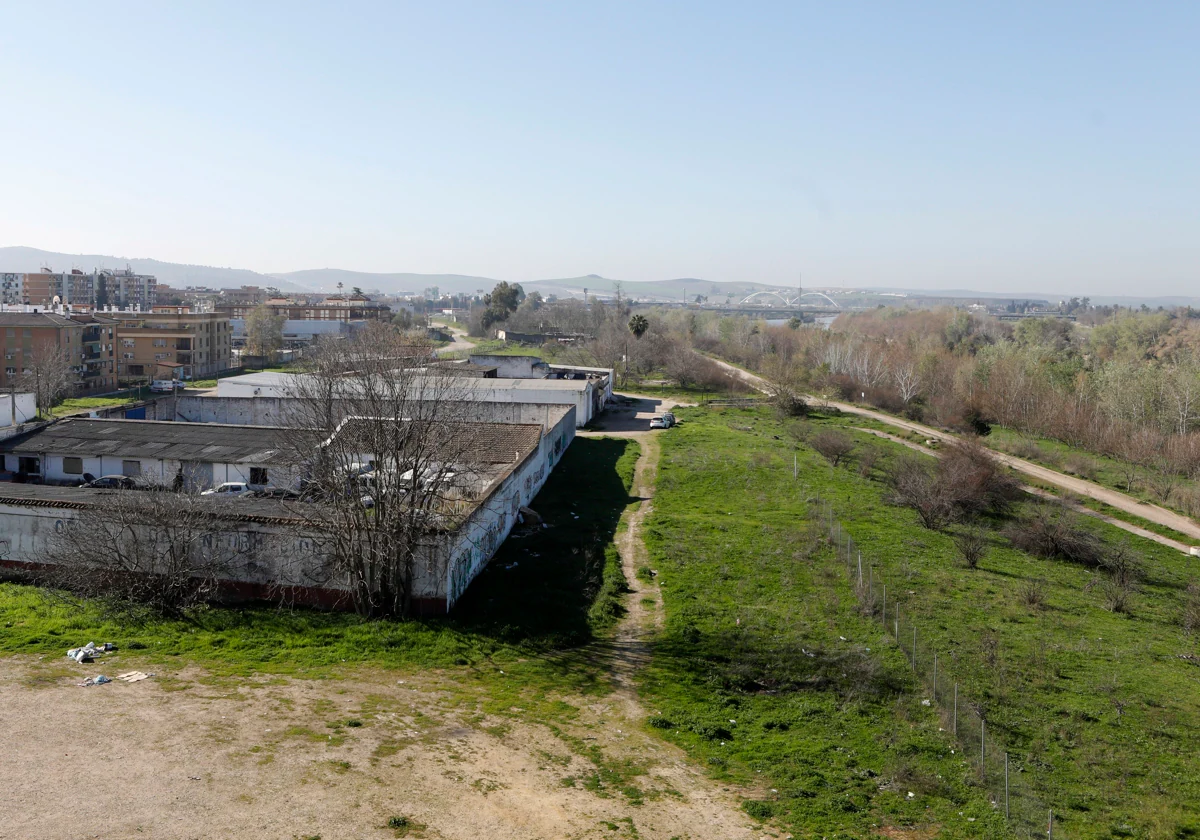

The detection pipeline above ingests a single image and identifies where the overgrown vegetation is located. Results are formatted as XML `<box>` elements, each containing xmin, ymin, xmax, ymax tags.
<box><xmin>642</xmin><ymin>406</ymin><xmax>1200</xmax><ymax>837</ymax></box>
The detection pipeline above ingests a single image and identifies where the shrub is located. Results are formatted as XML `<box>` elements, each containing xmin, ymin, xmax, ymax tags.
<box><xmin>886</xmin><ymin>454</ymin><xmax>955</xmax><ymax>529</ymax></box>
<box><xmin>1019</xmin><ymin>578</ymin><xmax>1046</xmax><ymax>609</ymax></box>
<box><xmin>1183</xmin><ymin>582</ymin><xmax>1200</xmax><ymax>634</ymax></box>
<box><xmin>743</xmin><ymin>800</ymin><xmax>775</xmax><ymax>820</ymax></box>
<box><xmin>1004</xmin><ymin>503</ymin><xmax>1105</xmax><ymax>567</ymax></box>
<box><xmin>857</xmin><ymin>446</ymin><xmax>880</xmax><ymax>478</ymax></box>
<box><xmin>810</xmin><ymin>429</ymin><xmax>855</xmax><ymax>467</ymax></box>
<box><xmin>938</xmin><ymin>437</ymin><xmax>1022</xmax><ymax>519</ymax></box>
<box><xmin>1063</xmin><ymin>454</ymin><xmax>1099</xmax><ymax>480</ymax></box>
<box><xmin>953</xmin><ymin>526</ymin><xmax>988</xmax><ymax>569</ymax></box>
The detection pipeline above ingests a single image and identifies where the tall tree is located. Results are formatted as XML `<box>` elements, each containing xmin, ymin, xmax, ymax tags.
<box><xmin>244</xmin><ymin>303</ymin><xmax>285</xmax><ymax>360</ymax></box>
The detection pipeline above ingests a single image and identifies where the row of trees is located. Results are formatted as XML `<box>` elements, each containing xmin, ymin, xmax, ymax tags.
<box><xmin>688</xmin><ymin>305</ymin><xmax>1200</xmax><ymax>503</ymax></box>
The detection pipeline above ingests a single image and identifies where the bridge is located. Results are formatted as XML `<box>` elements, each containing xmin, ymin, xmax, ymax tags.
<box><xmin>737</xmin><ymin>290</ymin><xmax>841</xmax><ymax>309</ymax></box>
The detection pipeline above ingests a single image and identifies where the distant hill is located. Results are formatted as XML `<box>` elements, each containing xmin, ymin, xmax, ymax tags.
<box><xmin>267</xmin><ymin>268</ymin><xmax>501</xmax><ymax>296</ymax></box>
<box><xmin>0</xmin><ymin>246</ymin><xmax>315</xmax><ymax>292</ymax></box>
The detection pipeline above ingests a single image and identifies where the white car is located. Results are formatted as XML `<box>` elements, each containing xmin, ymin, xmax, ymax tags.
<box><xmin>201</xmin><ymin>481</ymin><xmax>256</xmax><ymax>498</ymax></box>
<box><xmin>649</xmin><ymin>416</ymin><xmax>666</xmax><ymax>429</ymax></box>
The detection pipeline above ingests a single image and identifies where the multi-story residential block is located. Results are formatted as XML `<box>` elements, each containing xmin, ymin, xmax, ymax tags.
<box><xmin>6</xmin><ymin>267</ymin><xmax>157</xmax><ymax>310</ymax></box>
<box><xmin>113</xmin><ymin>307</ymin><xmax>232</xmax><ymax>382</ymax></box>
<box><xmin>0</xmin><ymin>311</ymin><xmax>84</xmax><ymax>393</ymax></box>
<box><xmin>69</xmin><ymin>313</ymin><xmax>119</xmax><ymax>392</ymax></box>
<box><xmin>216</xmin><ymin>293</ymin><xmax>392</xmax><ymax>323</ymax></box>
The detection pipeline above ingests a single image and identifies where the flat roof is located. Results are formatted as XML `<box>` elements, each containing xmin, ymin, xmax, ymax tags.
<box><xmin>0</xmin><ymin>482</ymin><xmax>308</xmax><ymax>524</ymax></box>
<box><xmin>0</xmin><ymin>418</ymin><xmax>292</xmax><ymax>464</ymax></box>
<box><xmin>217</xmin><ymin>371</ymin><xmax>593</xmax><ymax>394</ymax></box>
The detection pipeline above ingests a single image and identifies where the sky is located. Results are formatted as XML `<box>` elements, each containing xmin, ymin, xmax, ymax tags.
<box><xmin>1</xmin><ymin>2</ymin><xmax>1197</xmax><ymax>295</ymax></box>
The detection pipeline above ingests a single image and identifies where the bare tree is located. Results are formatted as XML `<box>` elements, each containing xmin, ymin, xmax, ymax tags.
<box><xmin>42</xmin><ymin>491</ymin><xmax>264</xmax><ymax>617</ymax></box>
<box><xmin>19</xmin><ymin>339</ymin><xmax>78</xmax><ymax>417</ymax></box>
<box><xmin>885</xmin><ymin>454</ymin><xmax>955</xmax><ymax>529</ymax></box>
<box><xmin>953</xmin><ymin>526</ymin><xmax>988</xmax><ymax>569</ymax></box>
<box><xmin>810</xmin><ymin>429</ymin><xmax>855</xmax><ymax>467</ymax></box>
<box><xmin>278</xmin><ymin>329</ymin><xmax>491</xmax><ymax>617</ymax></box>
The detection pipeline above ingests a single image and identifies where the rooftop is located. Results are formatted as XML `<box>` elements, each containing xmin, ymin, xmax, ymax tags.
<box><xmin>0</xmin><ymin>312</ymin><xmax>79</xmax><ymax>328</ymax></box>
<box><xmin>217</xmin><ymin>370</ymin><xmax>595</xmax><ymax>395</ymax></box>
<box><xmin>1</xmin><ymin>419</ymin><xmax>293</xmax><ymax>463</ymax></box>
<box><xmin>330</xmin><ymin>418</ymin><xmax>543</xmax><ymax>465</ymax></box>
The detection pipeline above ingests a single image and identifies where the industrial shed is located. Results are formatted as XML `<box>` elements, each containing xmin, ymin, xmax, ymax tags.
<box><xmin>0</xmin><ymin>418</ymin><xmax>300</xmax><ymax>491</ymax></box>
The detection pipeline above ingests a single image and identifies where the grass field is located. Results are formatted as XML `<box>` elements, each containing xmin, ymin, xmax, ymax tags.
<box><xmin>643</xmin><ymin>406</ymin><xmax>1200</xmax><ymax>838</ymax></box>
<box><xmin>0</xmin><ymin>437</ymin><xmax>639</xmax><ymax>723</ymax></box>
<box><xmin>51</xmin><ymin>395</ymin><xmax>140</xmax><ymax>417</ymax></box>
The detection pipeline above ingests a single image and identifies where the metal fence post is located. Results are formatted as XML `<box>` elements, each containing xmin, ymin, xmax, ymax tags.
<box><xmin>953</xmin><ymin>683</ymin><xmax>958</xmax><ymax>736</ymax></box>
<box><xmin>882</xmin><ymin>584</ymin><xmax>886</xmax><ymax>626</ymax></box>
<box><xmin>912</xmin><ymin>626</ymin><xmax>917</xmax><ymax>670</ymax></box>
<box><xmin>1048</xmin><ymin>809</ymin><xmax>1053</xmax><ymax>839</ymax></box>
<box><xmin>981</xmin><ymin>719</ymin><xmax>986</xmax><ymax>779</ymax></box>
<box><xmin>1005</xmin><ymin>752</ymin><xmax>1009</xmax><ymax>820</ymax></box>
<box><xmin>932</xmin><ymin>653</ymin><xmax>937</xmax><ymax>700</ymax></box>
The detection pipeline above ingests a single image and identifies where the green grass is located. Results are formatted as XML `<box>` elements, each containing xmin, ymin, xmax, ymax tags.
<box><xmin>643</xmin><ymin>406</ymin><xmax>1200</xmax><ymax>837</ymax></box>
<box><xmin>0</xmin><ymin>437</ymin><xmax>639</xmax><ymax>719</ymax></box>
<box><xmin>51</xmin><ymin>396</ymin><xmax>140</xmax><ymax>417</ymax></box>
<box><xmin>640</xmin><ymin>407</ymin><xmax>1008</xmax><ymax>837</ymax></box>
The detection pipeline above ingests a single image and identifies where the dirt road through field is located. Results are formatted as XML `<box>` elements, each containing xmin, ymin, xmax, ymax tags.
<box><xmin>707</xmin><ymin>356</ymin><xmax>1200</xmax><ymax>545</ymax></box>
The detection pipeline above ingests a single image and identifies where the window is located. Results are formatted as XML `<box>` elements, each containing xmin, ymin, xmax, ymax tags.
<box><xmin>128</xmin><ymin>365</ymin><xmax>144</xmax><ymax>375</ymax></box>
<box><xmin>153</xmin><ymin>338</ymin><xmax>166</xmax><ymax>347</ymax></box>
<box><xmin>123</xmin><ymin>352</ymin><xmax>135</xmax><ymax>360</ymax></box>
<box><xmin>121</xmin><ymin>460</ymin><xmax>141</xmax><ymax>477</ymax></box>
<box><xmin>250</xmin><ymin>467</ymin><xmax>268</xmax><ymax>485</ymax></box>
<box><xmin>63</xmin><ymin>457</ymin><xmax>83</xmax><ymax>475</ymax></box>
<box><xmin>4</xmin><ymin>367</ymin><xmax>13</xmax><ymax>376</ymax></box>
<box><xmin>122</xmin><ymin>339</ymin><xmax>135</xmax><ymax>348</ymax></box>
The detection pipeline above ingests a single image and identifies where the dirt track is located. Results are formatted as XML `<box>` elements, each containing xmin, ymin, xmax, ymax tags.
<box><xmin>708</xmin><ymin>357</ymin><xmax>1200</xmax><ymax>545</ymax></box>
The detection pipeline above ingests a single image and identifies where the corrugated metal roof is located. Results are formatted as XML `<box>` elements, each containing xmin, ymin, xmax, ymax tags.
<box><xmin>0</xmin><ymin>418</ymin><xmax>293</xmax><ymax>464</ymax></box>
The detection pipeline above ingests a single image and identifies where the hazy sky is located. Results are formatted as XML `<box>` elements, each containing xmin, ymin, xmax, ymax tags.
<box><xmin>2</xmin><ymin>3</ymin><xmax>1197</xmax><ymax>294</ymax></box>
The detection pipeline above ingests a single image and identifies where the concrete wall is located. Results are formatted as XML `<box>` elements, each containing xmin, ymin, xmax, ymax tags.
<box><xmin>171</xmin><ymin>394</ymin><xmax>577</xmax><ymax>430</ymax></box>
<box><xmin>2</xmin><ymin>451</ymin><xmax>300</xmax><ymax>490</ymax></box>
<box><xmin>467</xmin><ymin>354</ymin><xmax>549</xmax><ymax>379</ymax></box>
<box><xmin>0</xmin><ymin>393</ymin><xmax>36</xmax><ymax>427</ymax></box>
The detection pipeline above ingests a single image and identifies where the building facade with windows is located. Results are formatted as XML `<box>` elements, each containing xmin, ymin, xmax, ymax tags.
<box><xmin>216</xmin><ymin>294</ymin><xmax>392</xmax><ymax>323</ymax></box>
<box><xmin>114</xmin><ymin>308</ymin><xmax>232</xmax><ymax>382</ymax></box>
<box><xmin>0</xmin><ymin>312</ymin><xmax>83</xmax><ymax>393</ymax></box>
<box><xmin>7</xmin><ymin>268</ymin><xmax>157</xmax><ymax>310</ymax></box>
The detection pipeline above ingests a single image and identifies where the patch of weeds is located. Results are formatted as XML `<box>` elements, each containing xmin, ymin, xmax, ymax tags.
<box><xmin>345</xmin><ymin>718</ymin><xmax>364</xmax><ymax>727</ymax></box>
<box><xmin>328</xmin><ymin>760</ymin><xmax>352</xmax><ymax>773</ymax></box>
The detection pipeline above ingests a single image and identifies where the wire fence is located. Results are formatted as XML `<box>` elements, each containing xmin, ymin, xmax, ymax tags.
<box><xmin>813</xmin><ymin>496</ymin><xmax>1061</xmax><ymax>839</ymax></box>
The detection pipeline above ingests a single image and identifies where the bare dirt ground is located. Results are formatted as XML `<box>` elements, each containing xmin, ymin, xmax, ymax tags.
<box><xmin>0</xmin><ymin>656</ymin><xmax>762</xmax><ymax>840</ymax></box>
<box><xmin>434</xmin><ymin>326</ymin><xmax>476</xmax><ymax>357</ymax></box>
<box><xmin>707</xmin><ymin>356</ymin><xmax>1200</xmax><ymax>544</ymax></box>
<box><xmin>586</xmin><ymin>394</ymin><xmax>696</xmax><ymax>434</ymax></box>
<box><xmin>1</xmin><ymin>420</ymin><xmax>764</xmax><ymax>840</ymax></box>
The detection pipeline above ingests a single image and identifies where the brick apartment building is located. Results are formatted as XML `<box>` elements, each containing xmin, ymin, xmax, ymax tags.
<box><xmin>0</xmin><ymin>311</ymin><xmax>84</xmax><ymax>392</ymax></box>
<box><xmin>114</xmin><ymin>308</ymin><xmax>232</xmax><ymax>382</ymax></box>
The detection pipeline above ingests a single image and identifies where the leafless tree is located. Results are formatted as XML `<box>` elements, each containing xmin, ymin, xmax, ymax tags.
<box><xmin>19</xmin><ymin>339</ymin><xmax>79</xmax><ymax>416</ymax></box>
<box><xmin>278</xmin><ymin>328</ymin><xmax>492</xmax><ymax>617</ymax></box>
<box><xmin>885</xmin><ymin>454</ymin><xmax>956</xmax><ymax>529</ymax></box>
<box><xmin>41</xmin><ymin>491</ymin><xmax>269</xmax><ymax>618</ymax></box>
<box><xmin>810</xmin><ymin>429</ymin><xmax>855</xmax><ymax>467</ymax></box>
<box><xmin>953</xmin><ymin>526</ymin><xmax>988</xmax><ymax>569</ymax></box>
<box><xmin>244</xmin><ymin>303</ymin><xmax>285</xmax><ymax>359</ymax></box>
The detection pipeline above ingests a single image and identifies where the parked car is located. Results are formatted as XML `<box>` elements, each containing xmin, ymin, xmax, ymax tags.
<box><xmin>201</xmin><ymin>481</ymin><xmax>256</xmax><ymax>498</ymax></box>
<box><xmin>149</xmin><ymin>379</ymin><xmax>187</xmax><ymax>393</ymax></box>
<box><xmin>661</xmin><ymin>411</ymin><xmax>676</xmax><ymax>427</ymax></box>
<box><xmin>253</xmin><ymin>487</ymin><xmax>302</xmax><ymax>500</ymax></box>
<box><xmin>649</xmin><ymin>416</ymin><xmax>666</xmax><ymax>429</ymax></box>
<box><xmin>82</xmin><ymin>475</ymin><xmax>139</xmax><ymax>490</ymax></box>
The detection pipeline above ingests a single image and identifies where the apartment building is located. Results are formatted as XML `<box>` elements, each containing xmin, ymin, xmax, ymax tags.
<box><xmin>216</xmin><ymin>293</ymin><xmax>391</xmax><ymax>322</ymax></box>
<box><xmin>69</xmin><ymin>313</ymin><xmax>119</xmax><ymax>392</ymax></box>
<box><xmin>114</xmin><ymin>308</ymin><xmax>232</xmax><ymax>382</ymax></box>
<box><xmin>4</xmin><ymin>268</ymin><xmax>157</xmax><ymax>310</ymax></box>
<box><xmin>0</xmin><ymin>312</ymin><xmax>83</xmax><ymax>392</ymax></box>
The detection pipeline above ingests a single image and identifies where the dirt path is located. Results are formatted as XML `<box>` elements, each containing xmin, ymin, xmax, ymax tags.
<box><xmin>707</xmin><ymin>356</ymin><xmax>1200</xmax><ymax>545</ymax></box>
<box><xmin>434</xmin><ymin>325</ymin><xmax>477</xmax><ymax>357</ymax></box>
<box><xmin>857</xmin><ymin>427</ymin><xmax>1195</xmax><ymax>554</ymax></box>
<box><xmin>607</xmin><ymin>431</ymin><xmax>664</xmax><ymax>715</ymax></box>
